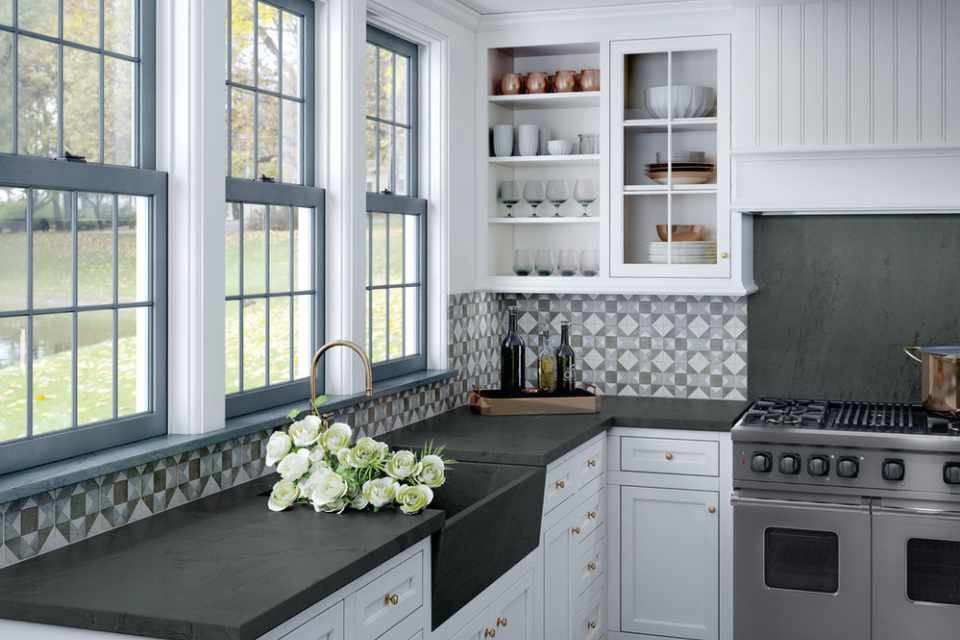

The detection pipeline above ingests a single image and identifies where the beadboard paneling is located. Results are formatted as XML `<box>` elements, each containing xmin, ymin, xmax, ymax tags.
<box><xmin>734</xmin><ymin>0</ymin><xmax>959</xmax><ymax>149</ymax></box>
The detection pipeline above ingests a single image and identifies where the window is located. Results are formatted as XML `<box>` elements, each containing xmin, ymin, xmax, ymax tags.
<box><xmin>0</xmin><ymin>0</ymin><xmax>165</xmax><ymax>475</ymax></box>
<box><xmin>225</xmin><ymin>0</ymin><xmax>322</xmax><ymax>417</ymax></box>
<box><xmin>365</xmin><ymin>25</ymin><xmax>426</xmax><ymax>380</ymax></box>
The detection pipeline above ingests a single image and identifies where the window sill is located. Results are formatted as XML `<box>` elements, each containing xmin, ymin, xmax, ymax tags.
<box><xmin>0</xmin><ymin>369</ymin><xmax>458</xmax><ymax>504</ymax></box>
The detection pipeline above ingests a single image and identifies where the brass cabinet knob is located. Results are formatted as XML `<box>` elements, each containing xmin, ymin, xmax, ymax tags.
<box><xmin>664</xmin><ymin>452</ymin><xmax>674</xmax><ymax>461</ymax></box>
<box><xmin>496</xmin><ymin>616</ymin><xmax>508</xmax><ymax>627</ymax></box>
<box><xmin>708</xmin><ymin>505</ymin><xmax>717</xmax><ymax>514</ymax></box>
<box><xmin>587</xmin><ymin>510</ymin><xmax>598</xmax><ymax>520</ymax></box>
<box><xmin>555</xmin><ymin>479</ymin><xmax>566</xmax><ymax>490</ymax></box>
<box><xmin>384</xmin><ymin>593</ymin><xmax>399</xmax><ymax>606</ymax></box>
<box><xmin>587</xmin><ymin>458</ymin><xmax>597</xmax><ymax>468</ymax></box>
<box><xmin>571</xmin><ymin>526</ymin><xmax>582</xmax><ymax>535</ymax></box>
<box><xmin>587</xmin><ymin>561</ymin><xmax>598</xmax><ymax>571</ymax></box>
<box><xmin>720</xmin><ymin>251</ymin><xmax>730</xmax><ymax>260</ymax></box>
<box><xmin>484</xmin><ymin>628</ymin><xmax>497</xmax><ymax>638</ymax></box>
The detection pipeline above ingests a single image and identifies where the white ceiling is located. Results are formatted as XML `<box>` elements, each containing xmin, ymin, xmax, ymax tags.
<box><xmin>454</xmin><ymin>0</ymin><xmax>690</xmax><ymax>15</ymax></box>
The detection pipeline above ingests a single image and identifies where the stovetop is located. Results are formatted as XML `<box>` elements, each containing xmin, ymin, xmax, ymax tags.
<box><xmin>737</xmin><ymin>398</ymin><xmax>960</xmax><ymax>435</ymax></box>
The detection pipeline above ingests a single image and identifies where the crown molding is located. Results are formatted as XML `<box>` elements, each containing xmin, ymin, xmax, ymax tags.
<box><xmin>476</xmin><ymin>0</ymin><xmax>733</xmax><ymax>29</ymax></box>
<box><xmin>410</xmin><ymin>0</ymin><xmax>482</xmax><ymax>30</ymax></box>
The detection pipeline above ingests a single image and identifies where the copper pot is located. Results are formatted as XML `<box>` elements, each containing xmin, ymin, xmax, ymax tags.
<box><xmin>500</xmin><ymin>73</ymin><xmax>522</xmax><ymax>95</ymax></box>
<box><xmin>579</xmin><ymin>68</ymin><xmax>600</xmax><ymax>92</ymax></box>
<box><xmin>526</xmin><ymin>71</ymin><xmax>548</xmax><ymax>94</ymax></box>
<box><xmin>904</xmin><ymin>346</ymin><xmax>960</xmax><ymax>414</ymax></box>
<box><xmin>554</xmin><ymin>70</ymin><xmax>577</xmax><ymax>93</ymax></box>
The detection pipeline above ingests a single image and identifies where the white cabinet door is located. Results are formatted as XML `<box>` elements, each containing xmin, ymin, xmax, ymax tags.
<box><xmin>280</xmin><ymin>601</ymin><xmax>344</xmax><ymax>640</ymax></box>
<box><xmin>489</xmin><ymin>567</ymin><xmax>535</xmax><ymax>640</ymax></box>
<box><xmin>542</xmin><ymin>508</ymin><xmax>576</xmax><ymax>640</ymax></box>
<box><xmin>620</xmin><ymin>486</ymin><xmax>719</xmax><ymax>640</ymax></box>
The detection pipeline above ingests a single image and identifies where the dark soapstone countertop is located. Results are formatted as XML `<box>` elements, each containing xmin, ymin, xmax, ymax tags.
<box><xmin>384</xmin><ymin>396</ymin><xmax>750</xmax><ymax>466</ymax></box>
<box><xmin>0</xmin><ymin>475</ymin><xmax>444</xmax><ymax>640</ymax></box>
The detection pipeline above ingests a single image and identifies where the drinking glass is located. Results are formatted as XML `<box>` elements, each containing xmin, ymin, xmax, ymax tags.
<box><xmin>558</xmin><ymin>250</ymin><xmax>579</xmax><ymax>276</ymax></box>
<box><xmin>513</xmin><ymin>249</ymin><xmax>533</xmax><ymax>276</ymax></box>
<box><xmin>574</xmin><ymin>179</ymin><xmax>598</xmax><ymax>217</ymax></box>
<box><xmin>498</xmin><ymin>180</ymin><xmax>521</xmax><ymax>217</ymax></box>
<box><xmin>579</xmin><ymin>249</ymin><xmax>599</xmax><ymax>277</ymax></box>
<box><xmin>546</xmin><ymin>180</ymin><xmax>569</xmax><ymax>217</ymax></box>
<box><xmin>523</xmin><ymin>180</ymin><xmax>546</xmax><ymax>217</ymax></box>
<box><xmin>534</xmin><ymin>249</ymin><xmax>555</xmax><ymax>276</ymax></box>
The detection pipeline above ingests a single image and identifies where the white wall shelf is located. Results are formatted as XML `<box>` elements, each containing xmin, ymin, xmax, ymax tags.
<box><xmin>489</xmin><ymin>91</ymin><xmax>601</xmax><ymax>109</ymax></box>
<box><xmin>488</xmin><ymin>216</ymin><xmax>601</xmax><ymax>224</ymax></box>
<box><xmin>488</xmin><ymin>154</ymin><xmax>600</xmax><ymax>167</ymax></box>
<box><xmin>624</xmin><ymin>117</ymin><xmax>717</xmax><ymax>131</ymax></box>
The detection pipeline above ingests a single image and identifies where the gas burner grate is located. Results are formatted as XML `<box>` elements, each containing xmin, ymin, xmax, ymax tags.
<box><xmin>742</xmin><ymin>398</ymin><xmax>829</xmax><ymax>428</ymax></box>
<box><xmin>829</xmin><ymin>402</ymin><xmax>926</xmax><ymax>433</ymax></box>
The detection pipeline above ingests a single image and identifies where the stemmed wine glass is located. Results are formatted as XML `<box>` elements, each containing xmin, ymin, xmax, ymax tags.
<box><xmin>523</xmin><ymin>180</ymin><xmax>546</xmax><ymax>217</ymax></box>
<box><xmin>546</xmin><ymin>180</ymin><xmax>569</xmax><ymax>217</ymax></box>
<box><xmin>573</xmin><ymin>179</ymin><xmax>597</xmax><ymax>217</ymax></box>
<box><xmin>498</xmin><ymin>180</ymin><xmax>521</xmax><ymax>217</ymax></box>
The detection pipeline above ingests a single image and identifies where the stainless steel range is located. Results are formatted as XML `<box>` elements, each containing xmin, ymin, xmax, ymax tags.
<box><xmin>732</xmin><ymin>399</ymin><xmax>960</xmax><ymax>640</ymax></box>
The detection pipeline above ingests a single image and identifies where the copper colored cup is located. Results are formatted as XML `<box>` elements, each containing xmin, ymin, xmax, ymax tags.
<box><xmin>526</xmin><ymin>71</ymin><xmax>548</xmax><ymax>94</ymax></box>
<box><xmin>579</xmin><ymin>68</ymin><xmax>600</xmax><ymax>92</ymax></box>
<box><xmin>500</xmin><ymin>73</ymin><xmax>522</xmax><ymax>95</ymax></box>
<box><xmin>554</xmin><ymin>70</ymin><xmax>577</xmax><ymax>93</ymax></box>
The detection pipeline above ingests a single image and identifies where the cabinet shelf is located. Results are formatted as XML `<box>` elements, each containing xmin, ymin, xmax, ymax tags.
<box><xmin>624</xmin><ymin>117</ymin><xmax>717</xmax><ymax>131</ymax></box>
<box><xmin>624</xmin><ymin>185</ymin><xmax>718</xmax><ymax>195</ymax></box>
<box><xmin>489</xmin><ymin>91</ymin><xmax>601</xmax><ymax>110</ymax></box>
<box><xmin>488</xmin><ymin>216</ymin><xmax>601</xmax><ymax>224</ymax></box>
<box><xmin>488</xmin><ymin>154</ymin><xmax>600</xmax><ymax>167</ymax></box>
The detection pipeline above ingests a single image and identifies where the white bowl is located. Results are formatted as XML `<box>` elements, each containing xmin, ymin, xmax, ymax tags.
<box><xmin>547</xmin><ymin>139</ymin><xmax>574</xmax><ymax>155</ymax></box>
<box><xmin>644</xmin><ymin>85</ymin><xmax>716</xmax><ymax>119</ymax></box>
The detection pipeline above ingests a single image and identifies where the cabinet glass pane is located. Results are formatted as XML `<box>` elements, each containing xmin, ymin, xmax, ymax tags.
<box><xmin>624</xmin><ymin>52</ymin><xmax>667</xmax><ymax>120</ymax></box>
<box><xmin>622</xmin><ymin>194</ymin><xmax>666</xmax><ymax>265</ymax></box>
<box><xmin>764</xmin><ymin>527</ymin><xmax>839</xmax><ymax>593</ymax></box>
<box><xmin>670</xmin><ymin>49</ymin><xmax>717</xmax><ymax>118</ymax></box>
<box><xmin>907</xmin><ymin>538</ymin><xmax>960</xmax><ymax>605</ymax></box>
<box><xmin>670</xmin><ymin>194</ymin><xmax>717</xmax><ymax>265</ymax></box>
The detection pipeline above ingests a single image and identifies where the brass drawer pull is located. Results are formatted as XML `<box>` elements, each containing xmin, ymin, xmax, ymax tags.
<box><xmin>383</xmin><ymin>593</ymin><xmax>399</xmax><ymax>606</ymax></box>
<box><xmin>484</xmin><ymin>628</ymin><xmax>496</xmax><ymax>638</ymax></box>
<box><xmin>587</xmin><ymin>621</ymin><xmax>597</xmax><ymax>630</ymax></box>
<box><xmin>708</xmin><ymin>505</ymin><xmax>717</xmax><ymax>514</ymax></box>
<box><xmin>571</xmin><ymin>526</ymin><xmax>582</xmax><ymax>535</ymax></box>
<box><xmin>555</xmin><ymin>479</ymin><xmax>566</xmax><ymax>490</ymax></box>
<box><xmin>496</xmin><ymin>616</ymin><xmax>508</xmax><ymax>627</ymax></box>
<box><xmin>587</xmin><ymin>561</ymin><xmax>598</xmax><ymax>571</ymax></box>
<box><xmin>664</xmin><ymin>452</ymin><xmax>674</xmax><ymax>461</ymax></box>
<box><xmin>587</xmin><ymin>510</ymin><xmax>598</xmax><ymax>520</ymax></box>
<box><xmin>587</xmin><ymin>458</ymin><xmax>597</xmax><ymax>468</ymax></box>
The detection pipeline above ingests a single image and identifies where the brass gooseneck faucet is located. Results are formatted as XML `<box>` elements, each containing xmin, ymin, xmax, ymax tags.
<box><xmin>309</xmin><ymin>340</ymin><xmax>375</xmax><ymax>411</ymax></box>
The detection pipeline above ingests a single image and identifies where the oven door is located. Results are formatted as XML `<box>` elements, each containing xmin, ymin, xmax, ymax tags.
<box><xmin>733</xmin><ymin>494</ymin><xmax>871</xmax><ymax>640</ymax></box>
<box><xmin>873</xmin><ymin>503</ymin><xmax>960</xmax><ymax>640</ymax></box>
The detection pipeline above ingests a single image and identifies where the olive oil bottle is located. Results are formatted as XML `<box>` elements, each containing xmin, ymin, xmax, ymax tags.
<box><xmin>537</xmin><ymin>331</ymin><xmax>557</xmax><ymax>393</ymax></box>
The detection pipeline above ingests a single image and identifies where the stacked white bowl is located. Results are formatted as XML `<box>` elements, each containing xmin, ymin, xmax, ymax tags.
<box><xmin>644</xmin><ymin>86</ymin><xmax>716</xmax><ymax>119</ymax></box>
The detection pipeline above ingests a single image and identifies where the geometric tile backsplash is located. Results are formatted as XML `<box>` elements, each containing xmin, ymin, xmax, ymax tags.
<box><xmin>0</xmin><ymin>290</ymin><xmax>746</xmax><ymax>568</ymax></box>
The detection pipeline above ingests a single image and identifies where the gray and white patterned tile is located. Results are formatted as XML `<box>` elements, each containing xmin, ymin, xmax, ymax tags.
<box><xmin>2</xmin><ymin>491</ymin><xmax>61</xmax><ymax>564</ymax></box>
<box><xmin>53</xmin><ymin>480</ymin><xmax>101</xmax><ymax>542</ymax></box>
<box><xmin>98</xmin><ymin>466</ymin><xmax>147</xmax><ymax>528</ymax></box>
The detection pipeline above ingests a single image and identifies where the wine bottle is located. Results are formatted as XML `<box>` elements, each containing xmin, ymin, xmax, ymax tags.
<box><xmin>556</xmin><ymin>321</ymin><xmax>576</xmax><ymax>392</ymax></box>
<box><xmin>537</xmin><ymin>331</ymin><xmax>557</xmax><ymax>393</ymax></box>
<box><xmin>500</xmin><ymin>308</ymin><xmax>526</xmax><ymax>392</ymax></box>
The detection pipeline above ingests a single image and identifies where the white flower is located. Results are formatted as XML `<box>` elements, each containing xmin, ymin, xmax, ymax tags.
<box><xmin>315</xmin><ymin>497</ymin><xmax>349</xmax><ymax>514</ymax></box>
<box><xmin>289</xmin><ymin>415</ymin><xmax>323</xmax><ymax>447</ymax></box>
<box><xmin>336</xmin><ymin>447</ymin><xmax>356</xmax><ymax>468</ymax></box>
<box><xmin>350</xmin><ymin>492</ymin><xmax>369</xmax><ymax>511</ymax></box>
<box><xmin>309</xmin><ymin>446</ymin><xmax>329</xmax><ymax>467</ymax></box>
<box><xmin>276</xmin><ymin>448</ymin><xmax>311</xmax><ymax>482</ymax></box>
<box><xmin>385</xmin><ymin>450</ymin><xmax>421</xmax><ymax>480</ymax></box>
<box><xmin>308</xmin><ymin>469</ymin><xmax>349</xmax><ymax>511</ymax></box>
<box><xmin>265</xmin><ymin>431</ymin><xmax>292</xmax><ymax>466</ymax></box>
<box><xmin>362</xmin><ymin>477</ymin><xmax>400</xmax><ymax>508</ymax></box>
<box><xmin>267</xmin><ymin>480</ymin><xmax>299</xmax><ymax>511</ymax></box>
<box><xmin>351</xmin><ymin>437</ymin><xmax>390</xmax><ymax>469</ymax></box>
<box><xmin>396</xmin><ymin>484</ymin><xmax>434</xmax><ymax>515</ymax></box>
<box><xmin>415</xmin><ymin>454</ymin><xmax>446</xmax><ymax>488</ymax></box>
<box><xmin>321</xmin><ymin>422</ymin><xmax>353</xmax><ymax>452</ymax></box>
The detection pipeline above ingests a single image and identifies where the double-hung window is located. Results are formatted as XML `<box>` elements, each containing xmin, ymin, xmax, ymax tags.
<box><xmin>365</xmin><ymin>25</ymin><xmax>426</xmax><ymax>381</ymax></box>
<box><xmin>225</xmin><ymin>0</ymin><xmax>322</xmax><ymax>417</ymax></box>
<box><xmin>0</xmin><ymin>0</ymin><xmax>166</xmax><ymax>475</ymax></box>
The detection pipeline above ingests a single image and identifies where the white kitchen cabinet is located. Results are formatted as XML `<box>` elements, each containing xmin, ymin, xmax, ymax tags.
<box><xmin>280</xmin><ymin>602</ymin><xmax>344</xmax><ymax>640</ymax></box>
<box><xmin>619</xmin><ymin>486</ymin><xmax>719</xmax><ymax>639</ymax></box>
<box><xmin>449</xmin><ymin>565</ymin><xmax>536</xmax><ymax>640</ymax></box>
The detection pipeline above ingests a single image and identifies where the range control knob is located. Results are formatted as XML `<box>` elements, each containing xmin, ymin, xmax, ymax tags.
<box><xmin>882</xmin><ymin>459</ymin><xmax>905</xmax><ymax>482</ymax></box>
<box><xmin>779</xmin><ymin>454</ymin><xmax>801</xmax><ymax>475</ymax></box>
<box><xmin>944</xmin><ymin>463</ymin><xmax>960</xmax><ymax>485</ymax></box>
<box><xmin>837</xmin><ymin>457</ymin><xmax>859</xmax><ymax>478</ymax></box>
<box><xmin>807</xmin><ymin>455</ymin><xmax>830</xmax><ymax>477</ymax></box>
<box><xmin>751</xmin><ymin>452</ymin><xmax>773</xmax><ymax>473</ymax></box>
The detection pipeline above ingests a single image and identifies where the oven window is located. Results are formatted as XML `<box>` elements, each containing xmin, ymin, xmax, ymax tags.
<box><xmin>764</xmin><ymin>528</ymin><xmax>839</xmax><ymax>593</ymax></box>
<box><xmin>907</xmin><ymin>538</ymin><xmax>960</xmax><ymax>605</ymax></box>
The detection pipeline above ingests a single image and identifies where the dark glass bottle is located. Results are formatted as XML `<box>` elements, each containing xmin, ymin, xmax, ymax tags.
<box><xmin>556</xmin><ymin>321</ymin><xmax>576</xmax><ymax>392</ymax></box>
<box><xmin>500</xmin><ymin>308</ymin><xmax>526</xmax><ymax>392</ymax></box>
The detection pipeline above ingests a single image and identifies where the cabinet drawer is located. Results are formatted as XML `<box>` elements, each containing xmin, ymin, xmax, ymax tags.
<box><xmin>573</xmin><ymin>438</ymin><xmax>605</xmax><ymax>488</ymax></box>
<box><xmin>575</xmin><ymin>586</ymin><xmax>605</xmax><ymax>640</ymax></box>
<box><xmin>543</xmin><ymin>458</ymin><xmax>575</xmax><ymax>514</ymax></box>
<box><xmin>620</xmin><ymin>437</ymin><xmax>718</xmax><ymax>477</ymax></box>
<box><xmin>280</xmin><ymin>601</ymin><xmax>343</xmax><ymax>640</ymax></box>
<box><xmin>572</xmin><ymin>487</ymin><xmax>604</xmax><ymax>543</ymax></box>
<box><xmin>352</xmin><ymin>552</ymin><xmax>423</xmax><ymax>640</ymax></box>
<box><xmin>575</xmin><ymin>528</ymin><xmax>605</xmax><ymax>597</ymax></box>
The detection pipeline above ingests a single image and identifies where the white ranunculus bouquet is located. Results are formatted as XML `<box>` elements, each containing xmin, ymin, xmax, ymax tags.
<box><xmin>266</xmin><ymin>413</ymin><xmax>452</xmax><ymax>516</ymax></box>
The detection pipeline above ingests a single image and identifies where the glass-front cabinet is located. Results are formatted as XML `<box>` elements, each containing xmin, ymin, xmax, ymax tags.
<box><xmin>610</xmin><ymin>35</ymin><xmax>731</xmax><ymax>279</ymax></box>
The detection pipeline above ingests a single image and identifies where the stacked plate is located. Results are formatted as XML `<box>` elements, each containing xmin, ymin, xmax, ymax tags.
<box><xmin>647</xmin><ymin>241</ymin><xmax>717</xmax><ymax>264</ymax></box>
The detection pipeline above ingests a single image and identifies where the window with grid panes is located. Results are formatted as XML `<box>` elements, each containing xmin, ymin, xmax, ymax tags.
<box><xmin>365</xmin><ymin>25</ymin><xmax>426</xmax><ymax>380</ymax></box>
<box><xmin>225</xmin><ymin>0</ymin><xmax>323</xmax><ymax>417</ymax></box>
<box><xmin>0</xmin><ymin>0</ymin><xmax>166</xmax><ymax>475</ymax></box>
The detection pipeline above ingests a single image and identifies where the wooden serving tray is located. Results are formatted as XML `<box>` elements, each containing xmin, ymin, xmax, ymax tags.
<box><xmin>469</xmin><ymin>387</ymin><xmax>602</xmax><ymax>416</ymax></box>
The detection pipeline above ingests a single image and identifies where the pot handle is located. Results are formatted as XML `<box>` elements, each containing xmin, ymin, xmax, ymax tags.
<box><xmin>903</xmin><ymin>346</ymin><xmax>923</xmax><ymax>363</ymax></box>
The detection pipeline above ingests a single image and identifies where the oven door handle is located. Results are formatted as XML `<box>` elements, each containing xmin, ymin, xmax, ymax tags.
<box><xmin>731</xmin><ymin>495</ymin><xmax>870</xmax><ymax>513</ymax></box>
<box><xmin>872</xmin><ymin>504</ymin><xmax>960</xmax><ymax>519</ymax></box>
